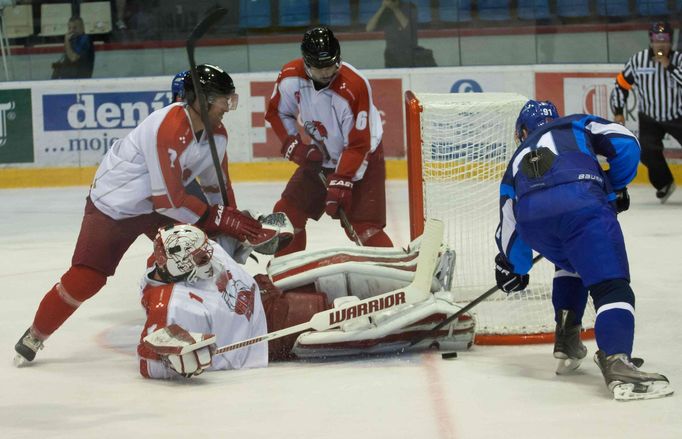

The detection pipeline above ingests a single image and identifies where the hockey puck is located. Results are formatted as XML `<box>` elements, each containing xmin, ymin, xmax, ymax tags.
<box><xmin>441</xmin><ymin>352</ymin><xmax>458</xmax><ymax>360</ymax></box>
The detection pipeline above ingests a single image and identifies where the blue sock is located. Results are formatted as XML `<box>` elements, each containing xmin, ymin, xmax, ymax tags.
<box><xmin>552</xmin><ymin>269</ymin><xmax>588</xmax><ymax>324</ymax></box>
<box><xmin>594</xmin><ymin>305</ymin><xmax>635</xmax><ymax>356</ymax></box>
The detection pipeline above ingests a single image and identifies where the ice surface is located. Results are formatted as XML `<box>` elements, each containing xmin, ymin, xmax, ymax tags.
<box><xmin>0</xmin><ymin>182</ymin><xmax>680</xmax><ymax>439</ymax></box>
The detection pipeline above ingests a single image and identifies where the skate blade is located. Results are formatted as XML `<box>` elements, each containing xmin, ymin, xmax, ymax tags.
<box><xmin>555</xmin><ymin>357</ymin><xmax>583</xmax><ymax>375</ymax></box>
<box><xmin>13</xmin><ymin>353</ymin><xmax>31</xmax><ymax>368</ymax></box>
<box><xmin>612</xmin><ymin>381</ymin><xmax>674</xmax><ymax>401</ymax></box>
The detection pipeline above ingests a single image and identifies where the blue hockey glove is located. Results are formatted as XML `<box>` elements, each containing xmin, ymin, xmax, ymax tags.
<box><xmin>495</xmin><ymin>253</ymin><xmax>529</xmax><ymax>293</ymax></box>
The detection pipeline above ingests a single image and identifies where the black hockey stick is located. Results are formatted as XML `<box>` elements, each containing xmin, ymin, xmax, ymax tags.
<box><xmin>408</xmin><ymin>254</ymin><xmax>545</xmax><ymax>348</ymax></box>
<box><xmin>186</xmin><ymin>7</ymin><xmax>229</xmax><ymax>205</ymax></box>
<box><xmin>318</xmin><ymin>171</ymin><xmax>363</xmax><ymax>246</ymax></box>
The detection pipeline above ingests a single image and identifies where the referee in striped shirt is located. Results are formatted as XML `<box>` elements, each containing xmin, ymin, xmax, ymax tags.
<box><xmin>610</xmin><ymin>21</ymin><xmax>679</xmax><ymax>203</ymax></box>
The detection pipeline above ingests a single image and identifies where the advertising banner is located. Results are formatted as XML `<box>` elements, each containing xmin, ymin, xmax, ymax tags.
<box><xmin>0</xmin><ymin>89</ymin><xmax>34</xmax><ymax>164</ymax></box>
<box><xmin>536</xmin><ymin>71</ymin><xmax>682</xmax><ymax>155</ymax></box>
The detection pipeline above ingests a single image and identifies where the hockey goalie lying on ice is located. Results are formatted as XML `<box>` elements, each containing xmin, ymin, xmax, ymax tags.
<box><xmin>138</xmin><ymin>221</ymin><xmax>474</xmax><ymax>379</ymax></box>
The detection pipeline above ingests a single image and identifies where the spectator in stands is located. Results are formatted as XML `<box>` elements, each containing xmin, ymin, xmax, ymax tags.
<box><xmin>114</xmin><ymin>0</ymin><xmax>127</xmax><ymax>30</ymax></box>
<box><xmin>51</xmin><ymin>16</ymin><xmax>95</xmax><ymax>79</ymax></box>
<box><xmin>365</xmin><ymin>0</ymin><xmax>436</xmax><ymax>68</ymax></box>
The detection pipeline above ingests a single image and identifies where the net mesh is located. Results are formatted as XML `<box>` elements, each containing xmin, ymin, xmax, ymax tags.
<box><xmin>413</xmin><ymin>93</ymin><xmax>596</xmax><ymax>340</ymax></box>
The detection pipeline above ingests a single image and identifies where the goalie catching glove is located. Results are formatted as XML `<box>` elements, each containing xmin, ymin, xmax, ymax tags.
<box><xmin>251</xmin><ymin>212</ymin><xmax>294</xmax><ymax>255</ymax></box>
<box><xmin>143</xmin><ymin>324</ymin><xmax>216</xmax><ymax>378</ymax></box>
<box><xmin>281</xmin><ymin>134</ymin><xmax>323</xmax><ymax>168</ymax></box>
<box><xmin>495</xmin><ymin>253</ymin><xmax>529</xmax><ymax>293</ymax></box>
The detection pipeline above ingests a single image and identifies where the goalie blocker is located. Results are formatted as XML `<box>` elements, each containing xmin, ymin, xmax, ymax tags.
<box><xmin>259</xmin><ymin>234</ymin><xmax>474</xmax><ymax>360</ymax></box>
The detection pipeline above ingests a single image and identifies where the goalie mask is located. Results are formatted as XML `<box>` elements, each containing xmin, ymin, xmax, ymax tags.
<box><xmin>153</xmin><ymin>224</ymin><xmax>215</xmax><ymax>283</ymax></box>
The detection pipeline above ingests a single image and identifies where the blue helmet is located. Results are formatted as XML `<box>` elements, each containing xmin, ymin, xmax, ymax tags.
<box><xmin>515</xmin><ymin>100</ymin><xmax>559</xmax><ymax>141</ymax></box>
<box><xmin>171</xmin><ymin>70</ymin><xmax>190</xmax><ymax>102</ymax></box>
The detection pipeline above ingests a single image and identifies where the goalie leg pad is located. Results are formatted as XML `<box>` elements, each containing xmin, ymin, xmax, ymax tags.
<box><xmin>292</xmin><ymin>291</ymin><xmax>475</xmax><ymax>358</ymax></box>
<box><xmin>261</xmin><ymin>286</ymin><xmax>329</xmax><ymax>361</ymax></box>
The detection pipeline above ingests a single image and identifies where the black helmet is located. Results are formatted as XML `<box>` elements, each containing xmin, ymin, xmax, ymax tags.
<box><xmin>649</xmin><ymin>21</ymin><xmax>672</xmax><ymax>40</ymax></box>
<box><xmin>183</xmin><ymin>64</ymin><xmax>235</xmax><ymax>103</ymax></box>
<box><xmin>301</xmin><ymin>26</ymin><xmax>341</xmax><ymax>68</ymax></box>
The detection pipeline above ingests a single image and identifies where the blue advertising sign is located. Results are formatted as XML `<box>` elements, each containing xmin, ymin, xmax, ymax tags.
<box><xmin>43</xmin><ymin>91</ymin><xmax>172</xmax><ymax>131</ymax></box>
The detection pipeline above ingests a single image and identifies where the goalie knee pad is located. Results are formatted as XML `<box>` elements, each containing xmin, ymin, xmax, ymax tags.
<box><xmin>261</xmin><ymin>287</ymin><xmax>329</xmax><ymax>361</ymax></box>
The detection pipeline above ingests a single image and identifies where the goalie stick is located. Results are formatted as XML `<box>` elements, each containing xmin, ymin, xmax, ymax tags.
<box><xmin>213</xmin><ymin>218</ymin><xmax>444</xmax><ymax>355</ymax></box>
<box><xmin>407</xmin><ymin>254</ymin><xmax>545</xmax><ymax>348</ymax></box>
<box><xmin>186</xmin><ymin>7</ymin><xmax>230</xmax><ymax>205</ymax></box>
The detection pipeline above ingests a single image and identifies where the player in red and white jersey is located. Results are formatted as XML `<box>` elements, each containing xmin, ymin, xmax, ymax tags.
<box><xmin>139</xmin><ymin>224</ymin><xmax>267</xmax><ymax>379</ymax></box>
<box><xmin>265</xmin><ymin>26</ymin><xmax>393</xmax><ymax>254</ymax></box>
<box><xmin>14</xmin><ymin>65</ymin><xmax>265</xmax><ymax>367</ymax></box>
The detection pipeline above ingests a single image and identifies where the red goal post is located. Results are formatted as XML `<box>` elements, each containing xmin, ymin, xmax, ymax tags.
<box><xmin>404</xmin><ymin>90</ymin><xmax>595</xmax><ymax>345</ymax></box>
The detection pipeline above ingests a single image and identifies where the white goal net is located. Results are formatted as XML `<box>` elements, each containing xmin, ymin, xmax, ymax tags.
<box><xmin>405</xmin><ymin>91</ymin><xmax>596</xmax><ymax>344</ymax></box>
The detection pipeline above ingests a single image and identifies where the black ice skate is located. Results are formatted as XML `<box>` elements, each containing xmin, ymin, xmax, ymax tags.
<box><xmin>14</xmin><ymin>328</ymin><xmax>44</xmax><ymax>367</ymax></box>
<box><xmin>656</xmin><ymin>181</ymin><xmax>676</xmax><ymax>204</ymax></box>
<box><xmin>553</xmin><ymin>309</ymin><xmax>587</xmax><ymax>375</ymax></box>
<box><xmin>594</xmin><ymin>350</ymin><xmax>674</xmax><ymax>401</ymax></box>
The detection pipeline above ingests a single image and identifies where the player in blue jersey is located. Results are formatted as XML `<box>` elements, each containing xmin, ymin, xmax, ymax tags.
<box><xmin>171</xmin><ymin>70</ymin><xmax>190</xmax><ymax>102</ymax></box>
<box><xmin>493</xmin><ymin>100</ymin><xmax>673</xmax><ymax>401</ymax></box>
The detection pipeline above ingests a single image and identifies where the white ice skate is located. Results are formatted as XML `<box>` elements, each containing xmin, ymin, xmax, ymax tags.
<box><xmin>594</xmin><ymin>350</ymin><xmax>674</xmax><ymax>401</ymax></box>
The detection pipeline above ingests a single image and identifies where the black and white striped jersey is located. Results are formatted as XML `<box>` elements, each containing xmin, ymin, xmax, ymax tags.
<box><xmin>610</xmin><ymin>48</ymin><xmax>682</xmax><ymax>122</ymax></box>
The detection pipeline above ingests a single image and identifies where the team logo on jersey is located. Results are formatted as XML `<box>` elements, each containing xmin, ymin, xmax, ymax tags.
<box><xmin>216</xmin><ymin>270</ymin><xmax>256</xmax><ymax>321</ymax></box>
<box><xmin>339</xmin><ymin>82</ymin><xmax>355</xmax><ymax>100</ymax></box>
<box><xmin>304</xmin><ymin>120</ymin><xmax>328</xmax><ymax>141</ymax></box>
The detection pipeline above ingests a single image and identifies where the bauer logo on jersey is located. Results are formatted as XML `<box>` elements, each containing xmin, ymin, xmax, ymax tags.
<box><xmin>42</xmin><ymin>91</ymin><xmax>171</xmax><ymax>131</ymax></box>
<box><xmin>578</xmin><ymin>173</ymin><xmax>603</xmax><ymax>183</ymax></box>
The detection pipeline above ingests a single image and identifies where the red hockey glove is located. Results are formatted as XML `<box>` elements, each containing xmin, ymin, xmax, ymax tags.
<box><xmin>325</xmin><ymin>174</ymin><xmax>353</xmax><ymax>219</ymax></box>
<box><xmin>281</xmin><ymin>134</ymin><xmax>323</xmax><ymax>168</ymax></box>
<box><xmin>198</xmin><ymin>205</ymin><xmax>262</xmax><ymax>242</ymax></box>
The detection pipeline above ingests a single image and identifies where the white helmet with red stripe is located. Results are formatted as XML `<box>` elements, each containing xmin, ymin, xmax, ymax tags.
<box><xmin>153</xmin><ymin>224</ymin><xmax>214</xmax><ymax>282</ymax></box>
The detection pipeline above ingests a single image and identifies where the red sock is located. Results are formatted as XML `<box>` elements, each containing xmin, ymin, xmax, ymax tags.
<box><xmin>276</xmin><ymin>229</ymin><xmax>307</xmax><ymax>256</ymax></box>
<box><xmin>32</xmin><ymin>265</ymin><xmax>107</xmax><ymax>338</ymax></box>
<box><xmin>274</xmin><ymin>198</ymin><xmax>309</xmax><ymax>256</ymax></box>
<box><xmin>349</xmin><ymin>223</ymin><xmax>393</xmax><ymax>247</ymax></box>
<box><xmin>363</xmin><ymin>230</ymin><xmax>393</xmax><ymax>247</ymax></box>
